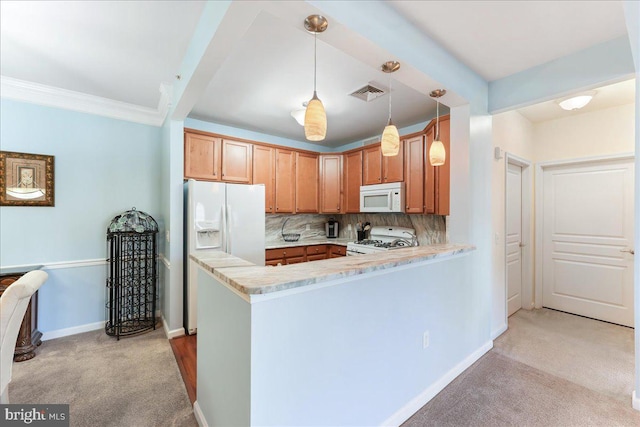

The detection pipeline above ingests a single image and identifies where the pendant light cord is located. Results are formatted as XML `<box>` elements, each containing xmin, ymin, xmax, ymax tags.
<box><xmin>313</xmin><ymin>31</ymin><xmax>317</xmax><ymax>93</ymax></box>
<box><xmin>388</xmin><ymin>75</ymin><xmax>392</xmax><ymax>123</ymax></box>
<box><xmin>435</xmin><ymin>98</ymin><xmax>440</xmax><ymax>140</ymax></box>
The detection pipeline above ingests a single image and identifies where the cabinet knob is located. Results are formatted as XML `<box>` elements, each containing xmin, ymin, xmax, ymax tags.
<box><xmin>276</xmin><ymin>207</ymin><xmax>279</xmax><ymax>210</ymax></box>
<box><xmin>336</xmin><ymin>205</ymin><xmax>339</xmax><ymax>209</ymax></box>
<box><xmin>283</xmin><ymin>251</ymin><xmax>286</xmax><ymax>255</ymax></box>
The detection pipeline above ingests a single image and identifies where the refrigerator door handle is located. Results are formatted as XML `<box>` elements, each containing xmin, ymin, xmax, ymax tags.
<box><xmin>220</xmin><ymin>204</ymin><xmax>226</xmax><ymax>254</ymax></box>
<box><xmin>226</xmin><ymin>204</ymin><xmax>231</xmax><ymax>254</ymax></box>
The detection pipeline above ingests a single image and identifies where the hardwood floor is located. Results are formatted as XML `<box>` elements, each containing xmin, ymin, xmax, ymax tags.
<box><xmin>170</xmin><ymin>334</ymin><xmax>197</xmax><ymax>404</ymax></box>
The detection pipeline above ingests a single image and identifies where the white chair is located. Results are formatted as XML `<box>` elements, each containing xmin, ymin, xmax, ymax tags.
<box><xmin>0</xmin><ymin>270</ymin><xmax>48</xmax><ymax>404</ymax></box>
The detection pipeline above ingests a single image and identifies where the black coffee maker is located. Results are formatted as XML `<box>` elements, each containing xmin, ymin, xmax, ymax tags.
<box><xmin>325</xmin><ymin>218</ymin><xmax>339</xmax><ymax>238</ymax></box>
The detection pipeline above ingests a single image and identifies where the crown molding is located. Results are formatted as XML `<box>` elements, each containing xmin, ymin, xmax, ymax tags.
<box><xmin>0</xmin><ymin>76</ymin><xmax>171</xmax><ymax>127</ymax></box>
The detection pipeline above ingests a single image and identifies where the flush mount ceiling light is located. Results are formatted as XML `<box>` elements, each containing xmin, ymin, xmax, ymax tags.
<box><xmin>556</xmin><ymin>91</ymin><xmax>596</xmax><ymax>111</ymax></box>
<box><xmin>290</xmin><ymin>102</ymin><xmax>309</xmax><ymax>126</ymax></box>
<box><xmin>380</xmin><ymin>61</ymin><xmax>401</xmax><ymax>157</ymax></box>
<box><xmin>429</xmin><ymin>89</ymin><xmax>447</xmax><ymax>167</ymax></box>
<box><xmin>303</xmin><ymin>15</ymin><xmax>328</xmax><ymax>141</ymax></box>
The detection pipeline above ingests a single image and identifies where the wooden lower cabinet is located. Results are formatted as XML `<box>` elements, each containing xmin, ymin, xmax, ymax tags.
<box><xmin>265</xmin><ymin>244</ymin><xmax>344</xmax><ymax>265</ymax></box>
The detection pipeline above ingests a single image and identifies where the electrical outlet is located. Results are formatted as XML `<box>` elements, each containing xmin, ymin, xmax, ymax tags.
<box><xmin>306</xmin><ymin>224</ymin><xmax>310</xmax><ymax>231</ymax></box>
<box><xmin>165</xmin><ymin>230</ymin><xmax>170</xmax><ymax>243</ymax></box>
<box><xmin>423</xmin><ymin>330</ymin><xmax>430</xmax><ymax>349</ymax></box>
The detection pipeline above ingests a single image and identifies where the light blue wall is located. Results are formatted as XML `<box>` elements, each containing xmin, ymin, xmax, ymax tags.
<box><xmin>0</xmin><ymin>98</ymin><xmax>162</xmax><ymax>333</ymax></box>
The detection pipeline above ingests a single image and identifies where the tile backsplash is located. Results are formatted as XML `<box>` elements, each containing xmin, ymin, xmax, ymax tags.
<box><xmin>266</xmin><ymin>213</ymin><xmax>446</xmax><ymax>246</ymax></box>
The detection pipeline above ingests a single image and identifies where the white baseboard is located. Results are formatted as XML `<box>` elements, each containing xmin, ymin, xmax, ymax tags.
<box><xmin>193</xmin><ymin>401</ymin><xmax>208</xmax><ymax>427</ymax></box>
<box><xmin>42</xmin><ymin>321</ymin><xmax>105</xmax><ymax>341</ymax></box>
<box><xmin>381</xmin><ymin>340</ymin><xmax>494</xmax><ymax>427</ymax></box>
<box><xmin>491</xmin><ymin>323</ymin><xmax>508</xmax><ymax>340</ymax></box>
<box><xmin>633</xmin><ymin>391</ymin><xmax>640</xmax><ymax>411</ymax></box>
<box><xmin>162</xmin><ymin>315</ymin><xmax>185</xmax><ymax>339</ymax></box>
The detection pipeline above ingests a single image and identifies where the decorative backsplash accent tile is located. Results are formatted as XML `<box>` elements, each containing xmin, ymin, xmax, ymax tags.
<box><xmin>266</xmin><ymin>213</ymin><xmax>446</xmax><ymax>246</ymax></box>
<box><xmin>266</xmin><ymin>214</ymin><xmax>333</xmax><ymax>244</ymax></box>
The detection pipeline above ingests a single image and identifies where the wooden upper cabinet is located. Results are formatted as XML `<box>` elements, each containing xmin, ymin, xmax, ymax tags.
<box><xmin>382</xmin><ymin>139</ymin><xmax>404</xmax><ymax>183</ymax></box>
<box><xmin>320</xmin><ymin>154</ymin><xmax>342</xmax><ymax>213</ymax></box>
<box><xmin>344</xmin><ymin>150</ymin><xmax>362</xmax><ymax>213</ymax></box>
<box><xmin>221</xmin><ymin>139</ymin><xmax>252</xmax><ymax>183</ymax></box>
<box><xmin>253</xmin><ymin>145</ymin><xmax>275</xmax><ymax>213</ymax></box>
<box><xmin>275</xmin><ymin>149</ymin><xmax>295</xmax><ymax>213</ymax></box>
<box><xmin>184</xmin><ymin>133</ymin><xmax>221</xmax><ymax>181</ymax></box>
<box><xmin>434</xmin><ymin>116</ymin><xmax>451</xmax><ymax>215</ymax></box>
<box><xmin>362</xmin><ymin>145</ymin><xmax>382</xmax><ymax>185</ymax></box>
<box><xmin>404</xmin><ymin>135</ymin><xmax>425</xmax><ymax>213</ymax></box>
<box><xmin>295</xmin><ymin>152</ymin><xmax>319</xmax><ymax>213</ymax></box>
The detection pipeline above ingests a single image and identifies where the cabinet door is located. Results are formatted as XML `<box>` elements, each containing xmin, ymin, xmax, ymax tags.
<box><xmin>404</xmin><ymin>135</ymin><xmax>425</xmax><ymax>213</ymax></box>
<box><xmin>382</xmin><ymin>139</ymin><xmax>404</xmax><ymax>182</ymax></box>
<box><xmin>362</xmin><ymin>145</ymin><xmax>382</xmax><ymax>185</ymax></box>
<box><xmin>320</xmin><ymin>154</ymin><xmax>342</xmax><ymax>213</ymax></box>
<box><xmin>253</xmin><ymin>145</ymin><xmax>275</xmax><ymax>213</ymax></box>
<box><xmin>275</xmin><ymin>149</ymin><xmax>295</xmax><ymax>213</ymax></box>
<box><xmin>295</xmin><ymin>152</ymin><xmax>319</xmax><ymax>213</ymax></box>
<box><xmin>184</xmin><ymin>133</ymin><xmax>221</xmax><ymax>180</ymax></box>
<box><xmin>424</xmin><ymin>126</ymin><xmax>436</xmax><ymax>214</ymax></box>
<box><xmin>343</xmin><ymin>150</ymin><xmax>363</xmax><ymax>213</ymax></box>
<box><xmin>222</xmin><ymin>139</ymin><xmax>252</xmax><ymax>183</ymax></box>
<box><xmin>435</xmin><ymin>116</ymin><xmax>451</xmax><ymax>215</ymax></box>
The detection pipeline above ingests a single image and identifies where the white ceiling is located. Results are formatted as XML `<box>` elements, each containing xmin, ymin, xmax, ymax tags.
<box><xmin>0</xmin><ymin>1</ymin><xmax>633</xmax><ymax>147</ymax></box>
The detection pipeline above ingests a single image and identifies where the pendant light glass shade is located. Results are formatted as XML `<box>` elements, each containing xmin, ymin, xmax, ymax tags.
<box><xmin>381</xmin><ymin>120</ymin><xmax>399</xmax><ymax>156</ymax></box>
<box><xmin>429</xmin><ymin>139</ymin><xmax>446</xmax><ymax>166</ymax></box>
<box><xmin>304</xmin><ymin>92</ymin><xmax>326</xmax><ymax>141</ymax></box>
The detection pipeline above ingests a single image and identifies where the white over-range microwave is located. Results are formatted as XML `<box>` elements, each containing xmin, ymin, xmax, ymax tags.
<box><xmin>360</xmin><ymin>182</ymin><xmax>405</xmax><ymax>213</ymax></box>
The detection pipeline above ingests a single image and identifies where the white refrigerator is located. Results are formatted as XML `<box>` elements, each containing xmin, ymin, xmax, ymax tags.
<box><xmin>185</xmin><ymin>179</ymin><xmax>265</xmax><ymax>334</ymax></box>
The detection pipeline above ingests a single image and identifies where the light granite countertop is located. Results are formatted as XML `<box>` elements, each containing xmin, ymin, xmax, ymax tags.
<box><xmin>265</xmin><ymin>238</ymin><xmax>351</xmax><ymax>250</ymax></box>
<box><xmin>191</xmin><ymin>244</ymin><xmax>474</xmax><ymax>296</ymax></box>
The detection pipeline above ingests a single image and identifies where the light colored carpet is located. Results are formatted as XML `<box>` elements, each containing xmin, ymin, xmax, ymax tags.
<box><xmin>9</xmin><ymin>328</ymin><xmax>197</xmax><ymax>427</ymax></box>
<box><xmin>403</xmin><ymin>308</ymin><xmax>640</xmax><ymax>426</ymax></box>
<box><xmin>494</xmin><ymin>307</ymin><xmax>635</xmax><ymax>404</ymax></box>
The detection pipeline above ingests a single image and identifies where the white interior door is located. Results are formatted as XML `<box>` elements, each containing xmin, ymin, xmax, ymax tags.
<box><xmin>506</xmin><ymin>163</ymin><xmax>523</xmax><ymax>317</ymax></box>
<box><xmin>541</xmin><ymin>158</ymin><xmax>635</xmax><ymax>327</ymax></box>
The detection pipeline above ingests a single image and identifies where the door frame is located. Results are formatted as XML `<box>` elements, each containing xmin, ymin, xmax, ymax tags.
<box><xmin>504</xmin><ymin>153</ymin><xmax>533</xmax><ymax>325</ymax></box>
<box><xmin>534</xmin><ymin>153</ymin><xmax>635</xmax><ymax>308</ymax></box>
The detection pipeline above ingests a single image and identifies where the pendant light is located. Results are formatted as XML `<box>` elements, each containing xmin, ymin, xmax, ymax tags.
<box><xmin>429</xmin><ymin>89</ymin><xmax>447</xmax><ymax>166</ymax></box>
<box><xmin>303</xmin><ymin>15</ymin><xmax>328</xmax><ymax>141</ymax></box>
<box><xmin>381</xmin><ymin>61</ymin><xmax>401</xmax><ymax>157</ymax></box>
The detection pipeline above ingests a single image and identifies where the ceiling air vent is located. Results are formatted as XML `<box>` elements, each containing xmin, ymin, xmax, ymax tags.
<box><xmin>349</xmin><ymin>84</ymin><xmax>386</xmax><ymax>102</ymax></box>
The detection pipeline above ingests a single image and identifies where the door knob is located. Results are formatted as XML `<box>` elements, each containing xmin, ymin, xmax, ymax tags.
<box><xmin>519</xmin><ymin>242</ymin><xmax>526</xmax><ymax>247</ymax></box>
<box><xmin>620</xmin><ymin>249</ymin><xmax>635</xmax><ymax>255</ymax></box>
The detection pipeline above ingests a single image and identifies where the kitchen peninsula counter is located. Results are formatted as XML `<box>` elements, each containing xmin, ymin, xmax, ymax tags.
<box><xmin>191</xmin><ymin>243</ymin><xmax>474</xmax><ymax>297</ymax></box>
<box><xmin>195</xmin><ymin>241</ymin><xmax>486</xmax><ymax>427</ymax></box>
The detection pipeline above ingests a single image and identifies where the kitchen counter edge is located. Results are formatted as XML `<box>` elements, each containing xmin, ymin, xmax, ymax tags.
<box><xmin>192</xmin><ymin>243</ymin><xmax>475</xmax><ymax>297</ymax></box>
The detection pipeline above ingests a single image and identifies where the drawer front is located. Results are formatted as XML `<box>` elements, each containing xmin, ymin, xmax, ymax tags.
<box><xmin>285</xmin><ymin>255</ymin><xmax>306</xmax><ymax>265</ymax></box>
<box><xmin>330</xmin><ymin>245</ymin><xmax>346</xmax><ymax>256</ymax></box>
<box><xmin>266</xmin><ymin>259</ymin><xmax>284</xmax><ymax>266</ymax></box>
<box><xmin>306</xmin><ymin>245</ymin><xmax>327</xmax><ymax>255</ymax></box>
<box><xmin>266</xmin><ymin>246</ymin><xmax>305</xmax><ymax>260</ymax></box>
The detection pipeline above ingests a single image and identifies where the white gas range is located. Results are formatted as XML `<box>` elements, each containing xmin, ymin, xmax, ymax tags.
<box><xmin>346</xmin><ymin>226</ymin><xmax>417</xmax><ymax>256</ymax></box>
